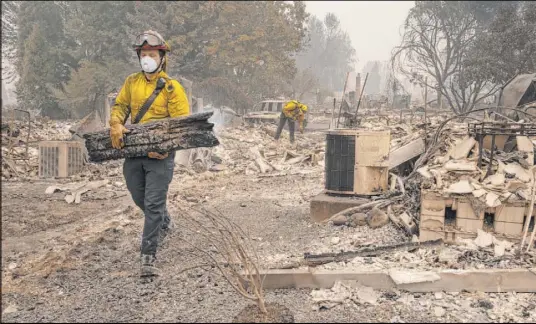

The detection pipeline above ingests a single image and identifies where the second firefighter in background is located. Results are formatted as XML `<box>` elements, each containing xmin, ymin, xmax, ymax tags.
<box><xmin>274</xmin><ymin>100</ymin><xmax>308</xmax><ymax>144</ymax></box>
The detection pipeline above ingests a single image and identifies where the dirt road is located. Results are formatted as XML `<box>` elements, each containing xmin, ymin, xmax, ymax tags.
<box><xmin>2</xmin><ymin>168</ymin><xmax>535</xmax><ymax>322</ymax></box>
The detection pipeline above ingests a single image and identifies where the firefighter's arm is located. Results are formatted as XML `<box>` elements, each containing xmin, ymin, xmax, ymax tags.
<box><xmin>167</xmin><ymin>80</ymin><xmax>190</xmax><ymax>118</ymax></box>
<box><xmin>109</xmin><ymin>76</ymin><xmax>131</xmax><ymax>127</ymax></box>
<box><xmin>297</xmin><ymin>113</ymin><xmax>305</xmax><ymax>133</ymax></box>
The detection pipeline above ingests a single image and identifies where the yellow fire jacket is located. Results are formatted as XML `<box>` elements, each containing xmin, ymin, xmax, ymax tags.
<box><xmin>109</xmin><ymin>71</ymin><xmax>190</xmax><ymax>126</ymax></box>
<box><xmin>282</xmin><ymin>100</ymin><xmax>308</xmax><ymax>123</ymax></box>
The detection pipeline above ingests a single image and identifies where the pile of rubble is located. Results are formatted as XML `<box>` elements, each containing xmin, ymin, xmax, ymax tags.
<box><xmin>310</xmin><ymin>280</ymin><xmax>536</xmax><ymax>322</ymax></box>
<box><xmin>1</xmin><ymin>118</ymin><xmax>76</xmax><ymax>180</ymax></box>
<box><xmin>324</xmin><ymin>113</ymin><xmax>536</xmax><ymax>253</ymax></box>
<box><xmin>1</xmin><ymin>117</ymin><xmax>127</xmax><ymax>182</ymax></box>
<box><xmin>211</xmin><ymin>123</ymin><xmax>325</xmax><ymax>176</ymax></box>
<box><xmin>312</xmin><ymin>228</ymin><xmax>535</xmax><ymax>273</ymax></box>
<box><xmin>416</xmin><ymin>128</ymin><xmax>535</xmax><ymax>209</ymax></box>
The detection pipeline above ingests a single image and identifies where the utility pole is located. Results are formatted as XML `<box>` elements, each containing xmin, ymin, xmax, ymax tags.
<box><xmin>424</xmin><ymin>77</ymin><xmax>428</xmax><ymax>150</ymax></box>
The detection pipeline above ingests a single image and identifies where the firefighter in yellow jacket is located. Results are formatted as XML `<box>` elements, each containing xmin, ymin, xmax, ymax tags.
<box><xmin>109</xmin><ymin>30</ymin><xmax>189</xmax><ymax>277</ymax></box>
<box><xmin>274</xmin><ymin>100</ymin><xmax>308</xmax><ymax>143</ymax></box>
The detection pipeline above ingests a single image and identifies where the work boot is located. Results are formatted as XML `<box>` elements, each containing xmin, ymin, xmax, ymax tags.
<box><xmin>159</xmin><ymin>216</ymin><xmax>175</xmax><ymax>244</ymax></box>
<box><xmin>140</xmin><ymin>254</ymin><xmax>160</xmax><ymax>277</ymax></box>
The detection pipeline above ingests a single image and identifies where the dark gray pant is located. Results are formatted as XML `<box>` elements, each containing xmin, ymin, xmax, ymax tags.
<box><xmin>274</xmin><ymin>113</ymin><xmax>295</xmax><ymax>143</ymax></box>
<box><xmin>123</xmin><ymin>151</ymin><xmax>175</xmax><ymax>256</ymax></box>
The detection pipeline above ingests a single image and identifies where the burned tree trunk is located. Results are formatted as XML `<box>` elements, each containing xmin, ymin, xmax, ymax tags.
<box><xmin>83</xmin><ymin>112</ymin><xmax>219</xmax><ymax>162</ymax></box>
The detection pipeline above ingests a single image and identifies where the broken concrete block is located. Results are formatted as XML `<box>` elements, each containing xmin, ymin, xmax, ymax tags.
<box><xmin>486</xmin><ymin>173</ymin><xmax>505</xmax><ymax>186</ymax></box>
<box><xmin>388</xmin><ymin>270</ymin><xmax>441</xmax><ymax>285</ymax></box>
<box><xmin>505</xmin><ymin>181</ymin><xmax>527</xmax><ymax>192</ymax></box>
<box><xmin>310</xmin><ymin>193</ymin><xmax>369</xmax><ymax>223</ymax></box>
<box><xmin>449</xmin><ymin>136</ymin><xmax>477</xmax><ymax>160</ymax></box>
<box><xmin>398</xmin><ymin>212</ymin><xmax>417</xmax><ymax>235</ymax></box>
<box><xmin>366</xmin><ymin>207</ymin><xmax>389</xmax><ymax>229</ymax></box>
<box><xmin>504</xmin><ymin>164</ymin><xmax>532</xmax><ymax>182</ymax></box>
<box><xmin>474</xmin><ymin>229</ymin><xmax>493</xmax><ymax>248</ymax></box>
<box><xmin>331</xmin><ymin>215</ymin><xmax>348</xmax><ymax>226</ymax></box>
<box><xmin>485</xmin><ymin>192</ymin><xmax>501</xmax><ymax>208</ymax></box>
<box><xmin>389</xmin><ymin>138</ymin><xmax>426</xmax><ymax>170</ymax></box>
<box><xmin>472</xmin><ymin>189</ymin><xmax>487</xmax><ymax>198</ymax></box>
<box><xmin>446</xmin><ymin>180</ymin><xmax>473</xmax><ymax>194</ymax></box>
<box><xmin>444</xmin><ymin>160</ymin><xmax>477</xmax><ymax>172</ymax></box>
<box><xmin>348</xmin><ymin>213</ymin><xmax>368</xmax><ymax>227</ymax></box>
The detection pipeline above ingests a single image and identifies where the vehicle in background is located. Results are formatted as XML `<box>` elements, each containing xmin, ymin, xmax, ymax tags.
<box><xmin>243</xmin><ymin>99</ymin><xmax>309</xmax><ymax>128</ymax></box>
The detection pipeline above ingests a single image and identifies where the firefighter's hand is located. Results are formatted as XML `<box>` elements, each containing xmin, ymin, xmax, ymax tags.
<box><xmin>110</xmin><ymin>124</ymin><xmax>130</xmax><ymax>149</ymax></box>
<box><xmin>148</xmin><ymin>152</ymin><xmax>169</xmax><ymax>159</ymax></box>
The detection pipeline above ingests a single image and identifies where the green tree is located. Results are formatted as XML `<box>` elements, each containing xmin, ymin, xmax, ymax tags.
<box><xmin>13</xmin><ymin>1</ymin><xmax>76</xmax><ymax>117</ymax></box>
<box><xmin>465</xmin><ymin>1</ymin><xmax>536</xmax><ymax>83</ymax></box>
<box><xmin>17</xmin><ymin>24</ymin><xmax>60</xmax><ymax>116</ymax></box>
<box><xmin>54</xmin><ymin>1</ymin><xmax>136</xmax><ymax>118</ymax></box>
<box><xmin>16</xmin><ymin>1</ymin><xmax>75</xmax><ymax>90</ymax></box>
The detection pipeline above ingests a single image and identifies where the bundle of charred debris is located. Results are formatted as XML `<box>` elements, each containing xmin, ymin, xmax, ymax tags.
<box><xmin>83</xmin><ymin>112</ymin><xmax>219</xmax><ymax>162</ymax></box>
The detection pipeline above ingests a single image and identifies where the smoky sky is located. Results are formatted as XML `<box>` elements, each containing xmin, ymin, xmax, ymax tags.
<box><xmin>305</xmin><ymin>1</ymin><xmax>415</xmax><ymax>72</ymax></box>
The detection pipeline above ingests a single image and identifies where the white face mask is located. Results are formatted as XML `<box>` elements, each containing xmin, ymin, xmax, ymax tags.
<box><xmin>140</xmin><ymin>56</ymin><xmax>159</xmax><ymax>73</ymax></box>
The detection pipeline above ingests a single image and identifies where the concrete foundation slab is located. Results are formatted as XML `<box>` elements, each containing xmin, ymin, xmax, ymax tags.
<box><xmin>310</xmin><ymin>192</ymin><xmax>369</xmax><ymax>223</ymax></box>
<box><xmin>253</xmin><ymin>268</ymin><xmax>536</xmax><ymax>292</ymax></box>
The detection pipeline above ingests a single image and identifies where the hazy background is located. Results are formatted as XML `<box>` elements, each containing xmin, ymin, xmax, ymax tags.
<box><xmin>305</xmin><ymin>1</ymin><xmax>415</xmax><ymax>72</ymax></box>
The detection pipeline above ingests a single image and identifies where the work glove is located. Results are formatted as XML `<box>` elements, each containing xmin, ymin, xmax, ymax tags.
<box><xmin>110</xmin><ymin>123</ymin><xmax>130</xmax><ymax>149</ymax></box>
<box><xmin>148</xmin><ymin>152</ymin><xmax>169</xmax><ymax>159</ymax></box>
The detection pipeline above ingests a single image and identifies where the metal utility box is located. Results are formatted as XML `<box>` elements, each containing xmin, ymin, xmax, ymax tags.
<box><xmin>39</xmin><ymin>141</ymin><xmax>84</xmax><ymax>178</ymax></box>
<box><xmin>324</xmin><ymin>129</ymin><xmax>391</xmax><ymax>195</ymax></box>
